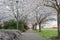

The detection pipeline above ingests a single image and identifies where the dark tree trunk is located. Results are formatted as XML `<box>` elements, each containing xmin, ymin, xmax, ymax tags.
<box><xmin>32</xmin><ymin>25</ymin><xmax>34</xmax><ymax>30</ymax></box>
<box><xmin>57</xmin><ymin>9</ymin><xmax>60</xmax><ymax>37</ymax></box>
<box><xmin>39</xmin><ymin>23</ymin><xmax>41</xmax><ymax>32</ymax></box>
<box><xmin>34</xmin><ymin>25</ymin><xmax>36</xmax><ymax>30</ymax></box>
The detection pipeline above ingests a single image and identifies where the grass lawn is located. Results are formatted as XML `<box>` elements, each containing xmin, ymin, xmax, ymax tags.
<box><xmin>35</xmin><ymin>29</ymin><xmax>58</xmax><ymax>40</ymax></box>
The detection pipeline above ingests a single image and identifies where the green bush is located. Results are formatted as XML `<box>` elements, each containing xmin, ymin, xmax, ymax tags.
<box><xmin>3</xmin><ymin>19</ymin><xmax>27</xmax><ymax>32</ymax></box>
<box><xmin>18</xmin><ymin>19</ymin><xmax>25</xmax><ymax>32</ymax></box>
<box><xmin>0</xmin><ymin>24</ymin><xmax>2</xmax><ymax>29</ymax></box>
<box><xmin>4</xmin><ymin>19</ymin><xmax>16</xmax><ymax>29</ymax></box>
<box><xmin>23</xmin><ymin>29</ymin><xmax>26</xmax><ymax>32</ymax></box>
<box><xmin>24</xmin><ymin>24</ymin><xmax>29</xmax><ymax>30</ymax></box>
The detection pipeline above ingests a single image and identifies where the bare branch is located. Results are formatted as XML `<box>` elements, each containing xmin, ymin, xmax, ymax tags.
<box><xmin>39</xmin><ymin>13</ymin><xmax>53</xmax><ymax>24</ymax></box>
<box><xmin>44</xmin><ymin>3</ymin><xmax>57</xmax><ymax>10</ymax></box>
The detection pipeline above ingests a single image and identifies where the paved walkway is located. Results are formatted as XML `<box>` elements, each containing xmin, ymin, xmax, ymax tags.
<box><xmin>21</xmin><ymin>29</ymin><xmax>47</xmax><ymax>40</ymax></box>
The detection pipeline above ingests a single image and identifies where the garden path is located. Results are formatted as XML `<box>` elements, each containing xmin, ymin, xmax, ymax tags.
<box><xmin>21</xmin><ymin>29</ymin><xmax>47</xmax><ymax>40</ymax></box>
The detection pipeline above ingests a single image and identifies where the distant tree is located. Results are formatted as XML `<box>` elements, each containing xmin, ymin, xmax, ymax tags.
<box><xmin>22</xmin><ymin>14</ymin><xmax>29</xmax><ymax>30</ymax></box>
<box><xmin>43</xmin><ymin>0</ymin><xmax>60</xmax><ymax>37</ymax></box>
<box><xmin>36</xmin><ymin>12</ymin><xmax>54</xmax><ymax>32</ymax></box>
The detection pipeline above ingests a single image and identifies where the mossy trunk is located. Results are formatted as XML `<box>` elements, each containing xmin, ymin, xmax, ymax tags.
<box><xmin>57</xmin><ymin>9</ymin><xmax>60</xmax><ymax>37</ymax></box>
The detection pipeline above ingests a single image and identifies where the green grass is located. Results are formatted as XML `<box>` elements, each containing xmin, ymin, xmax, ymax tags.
<box><xmin>35</xmin><ymin>29</ymin><xmax>58</xmax><ymax>40</ymax></box>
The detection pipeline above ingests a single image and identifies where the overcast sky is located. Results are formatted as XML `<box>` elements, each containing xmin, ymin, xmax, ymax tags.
<box><xmin>0</xmin><ymin>0</ymin><xmax>57</xmax><ymax>24</ymax></box>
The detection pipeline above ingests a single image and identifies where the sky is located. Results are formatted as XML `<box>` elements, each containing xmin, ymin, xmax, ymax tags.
<box><xmin>0</xmin><ymin>0</ymin><xmax>57</xmax><ymax>25</ymax></box>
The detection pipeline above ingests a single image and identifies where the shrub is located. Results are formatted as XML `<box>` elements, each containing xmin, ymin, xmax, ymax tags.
<box><xmin>3</xmin><ymin>19</ymin><xmax>16</xmax><ymax>29</ymax></box>
<box><xmin>3</xmin><ymin>19</ymin><xmax>27</xmax><ymax>32</ymax></box>
<box><xmin>18</xmin><ymin>19</ymin><xmax>25</xmax><ymax>32</ymax></box>
<box><xmin>0</xmin><ymin>24</ymin><xmax>2</xmax><ymax>29</ymax></box>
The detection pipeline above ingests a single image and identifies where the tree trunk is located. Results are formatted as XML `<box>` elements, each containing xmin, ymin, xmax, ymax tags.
<box><xmin>57</xmin><ymin>9</ymin><xmax>60</xmax><ymax>37</ymax></box>
<box><xmin>39</xmin><ymin>23</ymin><xmax>41</xmax><ymax>32</ymax></box>
<box><xmin>34</xmin><ymin>25</ymin><xmax>36</xmax><ymax>30</ymax></box>
<box><xmin>32</xmin><ymin>25</ymin><xmax>34</xmax><ymax>30</ymax></box>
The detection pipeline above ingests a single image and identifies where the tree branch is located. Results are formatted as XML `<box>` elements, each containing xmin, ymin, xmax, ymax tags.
<box><xmin>44</xmin><ymin>4</ymin><xmax>57</xmax><ymax>10</ymax></box>
<box><xmin>39</xmin><ymin>13</ymin><xmax>52</xmax><ymax>24</ymax></box>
